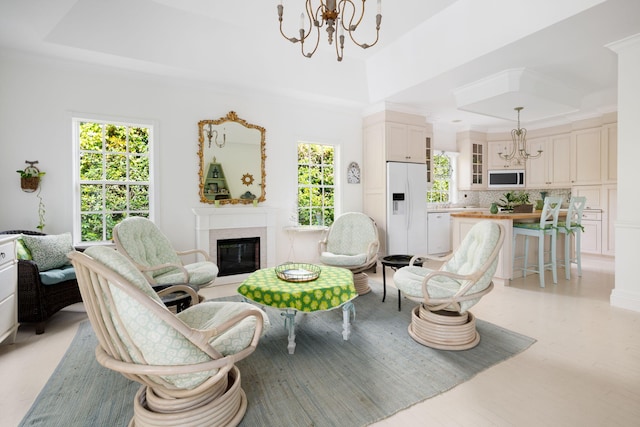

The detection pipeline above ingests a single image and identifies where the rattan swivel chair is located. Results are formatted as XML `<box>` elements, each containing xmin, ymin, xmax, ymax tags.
<box><xmin>318</xmin><ymin>212</ymin><xmax>379</xmax><ymax>295</ymax></box>
<box><xmin>113</xmin><ymin>217</ymin><xmax>218</xmax><ymax>290</ymax></box>
<box><xmin>69</xmin><ymin>246</ymin><xmax>269</xmax><ymax>426</ymax></box>
<box><xmin>393</xmin><ymin>221</ymin><xmax>505</xmax><ymax>350</ymax></box>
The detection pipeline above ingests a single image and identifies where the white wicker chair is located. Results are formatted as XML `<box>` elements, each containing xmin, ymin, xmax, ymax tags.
<box><xmin>393</xmin><ymin>221</ymin><xmax>505</xmax><ymax>350</ymax></box>
<box><xmin>69</xmin><ymin>246</ymin><xmax>268</xmax><ymax>426</ymax></box>
<box><xmin>113</xmin><ymin>216</ymin><xmax>218</xmax><ymax>289</ymax></box>
<box><xmin>318</xmin><ymin>212</ymin><xmax>379</xmax><ymax>295</ymax></box>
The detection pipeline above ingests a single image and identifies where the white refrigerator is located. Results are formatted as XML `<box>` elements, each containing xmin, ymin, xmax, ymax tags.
<box><xmin>386</xmin><ymin>162</ymin><xmax>428</xmax><ymax>256</ymax></box>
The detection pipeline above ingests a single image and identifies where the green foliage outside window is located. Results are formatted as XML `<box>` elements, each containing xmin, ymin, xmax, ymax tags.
<box><xmin>78</xmin><ymin>121</ymin><xmax>151</xmax><ymax>242</ymax></box>
<box><xmin>427</xmin><ymin>154</ymin><xmax>451</xmax><ymax>203</ymax></box>
<box><xmin>297</xmin><ymin>143</ymin><xmax>335</xmax><ymax>226</ymax></box>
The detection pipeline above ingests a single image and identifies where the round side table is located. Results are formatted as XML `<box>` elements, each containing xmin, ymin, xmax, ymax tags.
<box><xmin>381</xmin><ymin>255</ymin><xmax>423</xmax><ymax>311</ymax></box>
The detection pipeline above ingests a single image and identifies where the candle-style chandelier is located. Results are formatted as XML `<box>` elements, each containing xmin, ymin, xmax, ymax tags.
<box><xmin>498</xmin><ymin>107</ymin><xmax>543</xmax><ymax>164</ymax></box>
<box><xmin>277</xmin><ymin>0</ymin><xmax>382</xmax><ymax>62</ymax></box>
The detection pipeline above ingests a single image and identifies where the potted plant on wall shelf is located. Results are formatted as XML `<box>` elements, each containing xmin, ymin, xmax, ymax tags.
<box><xmin>17</xmin><ymin>161</ymin><xmax>47</xmax><ymax>230</ymax></box>
<box><xmin>17</xmin><ymin>165</ymin><xmax>45</xmax><ymax>193</ymax></box>
<box><xmin>497</xmin><ymin>191</ymin><xmax>532</xmax><ymax>213</ymax></box>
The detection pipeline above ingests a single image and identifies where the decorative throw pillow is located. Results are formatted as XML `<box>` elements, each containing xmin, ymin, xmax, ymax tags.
<box><xmin>21</xmin><ymin>233</ymin><xmax>74</xmax><ymax>271</ymax></box>
<box><xmin>16</xmin><ymin>238</ymin><xmax>32</xmax><ymax>260</ymax></box>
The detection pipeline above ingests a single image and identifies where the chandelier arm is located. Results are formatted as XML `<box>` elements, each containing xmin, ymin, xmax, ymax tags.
<box><xmin>339</xmin><ymin>0</ymin><xmax>381</xmax><ymax>49</ymax></box>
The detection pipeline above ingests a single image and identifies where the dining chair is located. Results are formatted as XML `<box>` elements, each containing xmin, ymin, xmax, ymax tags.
<box><xmin>512</xmin><ymin>196</ymin><xmax>563</xmax><ymax>288</ymax></box>
<box><xmin>557</xmin><ymin>196</ymin><xmax>587</xmax><ymax>280</ymax></box>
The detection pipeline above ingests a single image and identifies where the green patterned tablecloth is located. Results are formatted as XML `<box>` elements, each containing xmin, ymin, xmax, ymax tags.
<box><xmin>238</xmin><ymin>266</ymin><xmax>356</xmax><ymax>312</ymax></box>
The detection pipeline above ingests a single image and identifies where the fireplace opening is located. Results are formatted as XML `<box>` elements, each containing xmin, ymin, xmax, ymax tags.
<box><xmin>217</xmin><ymin>237</ymin><xmax>260</xmax><ymax>277</ymax></box>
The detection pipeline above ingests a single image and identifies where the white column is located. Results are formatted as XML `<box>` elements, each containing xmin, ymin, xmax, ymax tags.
<box><xmin>607</xmin><ymin>33</ymin><xmax>640</xmax><ymax>312</ymax></box>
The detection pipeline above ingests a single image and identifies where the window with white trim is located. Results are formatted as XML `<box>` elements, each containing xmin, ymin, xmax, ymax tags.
<box><xmin>73</xmin><ymin>118</ymin><xmax>153</xmax><ymax>243</ymax></box>
<box><xmin>297</xmin><ymin>142</ymin><xmax>335</xmax><ymax>226</ymax></box>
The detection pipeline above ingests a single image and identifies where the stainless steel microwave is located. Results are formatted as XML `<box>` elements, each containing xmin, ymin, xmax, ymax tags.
<box><xmin>488</xmin><ymin>170</ymin><xmax>525</xmax><ymax>188</ymax></box>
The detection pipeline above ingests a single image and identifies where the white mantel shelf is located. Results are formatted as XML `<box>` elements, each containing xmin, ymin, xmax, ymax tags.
<box><xmin>192</xmin><ymin>206</ymin><xmax>278</xmax><ymax>285</ymax></box>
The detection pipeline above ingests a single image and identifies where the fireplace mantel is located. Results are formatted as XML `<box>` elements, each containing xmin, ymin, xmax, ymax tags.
<box><xmin>192</xmin><ymin>207</ymin><xmax>277</xmax><ymax>285</ymax></box>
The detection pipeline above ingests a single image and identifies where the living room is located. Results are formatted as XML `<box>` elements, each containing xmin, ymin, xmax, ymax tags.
<box><xmin>1</xmin><ymin>1</ymin><xmax>640</xmax><ymax>426</ymax></box>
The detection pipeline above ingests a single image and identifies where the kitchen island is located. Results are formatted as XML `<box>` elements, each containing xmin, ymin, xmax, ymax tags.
<box><xmin>451</xmin><ymin>211</ymin><xmax>567</xmax><ymax>286</ymax></box>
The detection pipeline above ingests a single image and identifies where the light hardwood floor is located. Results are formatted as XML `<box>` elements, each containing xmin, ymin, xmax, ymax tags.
<box><xmin>1</xmin><ymin>254</ymin><xmax>639</xmax><ymax>426</ymax></box>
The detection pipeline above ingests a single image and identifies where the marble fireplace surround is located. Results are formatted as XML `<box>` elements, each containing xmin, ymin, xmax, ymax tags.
<box><xmin>192</xmin><ymin>207</ymin><xmax>277</xmax><ymax>285</ymax></box>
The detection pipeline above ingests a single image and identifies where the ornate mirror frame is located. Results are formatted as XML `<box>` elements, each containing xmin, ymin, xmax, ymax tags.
<box><xmin>198</xmin><ymin>111</ymin><xmax>266</xmax><ymax>205</ymax></box>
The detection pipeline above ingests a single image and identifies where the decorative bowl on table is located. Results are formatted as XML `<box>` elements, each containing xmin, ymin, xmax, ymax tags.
<box><xmin>275</xmin><ymin>263</ymin><xmax>321</xmax><ymax>282</ymax></box>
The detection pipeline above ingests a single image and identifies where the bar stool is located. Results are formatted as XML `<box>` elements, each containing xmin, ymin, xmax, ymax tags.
<box><xmin>512</xmin><ymin>196</ymin><xmax>563</xmax><ymax>288</ymax></box>
<box><xmin>557</xmin><ymin>196</ymin><xmax>586</xmax><ymax>280</ymax></box>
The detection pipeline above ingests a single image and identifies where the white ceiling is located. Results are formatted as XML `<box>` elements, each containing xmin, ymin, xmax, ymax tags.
<box><xmin>1</xmin><ymin>0</ymin><xmax>639</xmax><ymax>132</ymax></box>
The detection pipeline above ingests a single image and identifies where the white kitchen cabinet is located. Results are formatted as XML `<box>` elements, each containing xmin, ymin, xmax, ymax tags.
<box><xmin>581</xmin><ymin>210</ymin><xmax>602</xmax><ymax>254</ymax></box>
<box><xmin>526</xmin><ymin>134</ymin><xmax>571</xmax><ymax>189</ymax></box>
<box><xmin>427</xmin><ymin>212</ymin><xmax>451</xmax><ymax>254</ymax></box>
<box><xmin>571</xmin><ymin>127</ymin><xmax>603</xmax><ymax>185</ymax></box>
<box><xmin>386</xmin><ymin>123</ymin><xmax>426</xmax><ymax>163</ymax></box>
<box><xmin>487</xmin><ymin>140</ymin><xmax>522</xmax><ymax>169</ymax></box>
<box><xmin>0</xmin><ymin>235</ymin><xmax>18</xmax><ymax>345</ymax></box>
<box><xmin>457</xmin><ymin>131</ymin><xmax>486</xmax><ymax>190</ymax></box>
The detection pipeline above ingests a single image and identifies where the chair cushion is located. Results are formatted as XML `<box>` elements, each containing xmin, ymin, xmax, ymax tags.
<box><xmin>22</xmin><ymin>233</ymin><xmax>74</xmax><ymax>271</ymax></box>
<box><xmin>177</xmin><ymin>302</ymin><xmax>270</xmax><ymax>356</ymax></box>
<box><xmin>394</xmin><ymin>221</ymin><xmax>500</xmax><ymax>313</ymax></box>
<box><xmin>319</xmin><ymin>252</ymin><xmax>367</xmax><ymax>268</ymax></box>
<box><xmin>154</xmin><ymin>261</ymin><xmax>219</xmax><ymax>286</ymax></box>
<box><xmin>84</xmin><ymin>246</ymin><xmax>263</xmax><ymax>390</ymax></box>
<box><xmin>114</xmin><ymin>217</ymin><xmax>182</xmax><ymax>278</ymax></box>
<box><xmin>324</xmin><ymin>212</ymin><xmax>377</xmax><ymax>256</ymax></box>
<box><xmin>513</xmin><ymin>223</ymin><xmax>554</xmax><ymax>230</ymax></box>
<box><xmin>39</xmin><ymin>265</ymin><xmax>76</xmax><ymax>285</ymax></box>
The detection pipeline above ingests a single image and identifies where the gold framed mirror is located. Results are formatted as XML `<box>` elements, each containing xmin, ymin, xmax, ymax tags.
<box><xmin>198</xmin><ymin>111</ymin><xmax>266</xmax><ymax>205</ymax></box>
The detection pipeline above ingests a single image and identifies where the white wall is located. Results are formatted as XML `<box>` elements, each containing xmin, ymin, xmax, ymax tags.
<box><xmin>0</xmin><ymin>50</ymin><xmax>364</xmax><ymax>265</ymax></box>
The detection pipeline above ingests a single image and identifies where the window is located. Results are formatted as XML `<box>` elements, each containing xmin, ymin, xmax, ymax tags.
<box><xmin>427</xmin><ymin>152</ymin><xmax>454</xmax><ymax>203</ymax></box>
<box><xmin>297</xmin><ymin>143</ymin><xmax>335</xmax><ymax>226</ymax></box>
<box><xmin>73</xmin><ymin>118</ymin><xmax>153</xmax><ymax>243</ymax></box>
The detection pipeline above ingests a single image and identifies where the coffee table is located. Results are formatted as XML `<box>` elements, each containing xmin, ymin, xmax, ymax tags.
<box><xmin>381</xmin><ymin>255</ymin><xmax>423</xmax><ymax>311</ymax></box>
<box><xmin>238</xmin><ymin>265</ymin><xmax>357</xmax><ymax>354</ymax></box>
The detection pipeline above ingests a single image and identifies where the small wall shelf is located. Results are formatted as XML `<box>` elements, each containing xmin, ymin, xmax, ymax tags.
<box><xmin>204</xmin><ymin>162</ymin><xmax>230</xmax><ymax>200</ymax></box>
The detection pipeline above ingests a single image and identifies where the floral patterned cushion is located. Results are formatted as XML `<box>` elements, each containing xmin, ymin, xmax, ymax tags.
<box><xmin>22</xmin><ymin>233</ymin><xmax>74</xmax><ymax>271</ymax></box>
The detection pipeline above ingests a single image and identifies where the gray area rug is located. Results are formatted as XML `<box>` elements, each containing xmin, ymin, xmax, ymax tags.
<box><xmin>20</xmin><ymin>285</ymin><xmax>535</xmax><ymax>426</ymax></box>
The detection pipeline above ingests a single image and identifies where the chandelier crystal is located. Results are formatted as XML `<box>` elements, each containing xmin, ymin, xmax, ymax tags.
<box><xmin>498</xmin><ymin>107</ymin><xmax>542</xmax><ymax>164</ymax></box>
<box><xmin>277</xmin><ymin>0</ymin><xmax>382</xmax><ymax>62</ymax></box>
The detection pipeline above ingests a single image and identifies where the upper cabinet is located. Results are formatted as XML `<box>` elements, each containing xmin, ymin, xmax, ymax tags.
<box><xmin>385</xmin><ymin>123</ymin><xmax>427</xmax><ymax>163</ymax></box>
<box><xmin>526</xmin><ymin>134</ymin><xmax>571</xmax><ymax>188</ymax></box>
<box><xmin>487</xmin><ymin>140</ymin><xmax>523</xmax><ymax>170</ymax></box>
<box><xmin>457</xmin><ymin>131</ymin><xmax>486</xmax><ymax>190</ymax></box>
<box><xmin>571</xmin><ymin>127</ymin><xmax>603</xmax><ymax>186</ymax></box>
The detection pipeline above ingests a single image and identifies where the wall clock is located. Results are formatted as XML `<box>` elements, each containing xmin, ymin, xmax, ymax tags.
<box><xmin>347</xmin><ymin>162</ymin><xmax>361</xmax><ymax>184</ymax></box>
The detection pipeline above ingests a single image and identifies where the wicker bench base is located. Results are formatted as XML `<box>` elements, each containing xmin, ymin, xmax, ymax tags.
<box><xmin>408</xmin><ymin>305</ymin><xmax>480</xmax><ymax>350</ymax></box>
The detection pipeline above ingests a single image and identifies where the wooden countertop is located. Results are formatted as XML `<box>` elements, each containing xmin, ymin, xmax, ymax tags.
<box><xmin>450</xmin><ymin>211</ymin><xmax>565</xmax><ymax>221</ymax></box>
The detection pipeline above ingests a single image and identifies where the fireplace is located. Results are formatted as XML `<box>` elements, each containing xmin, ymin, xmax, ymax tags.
<box><xmin>192</xmin><ymin>207</ymin><xmax>277</xmax><ymax>285</ymax></box>
<box><xmin>217</xmin><ymin>237</ymin><xmax>260</xmax><ymax>277</ymax></box>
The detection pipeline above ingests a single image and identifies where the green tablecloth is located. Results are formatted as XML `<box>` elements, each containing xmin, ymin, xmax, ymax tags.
<box><xmin>238</xmin><ymin>266</ymin><xmax>356</xmax><ymax>312</ymax></box>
